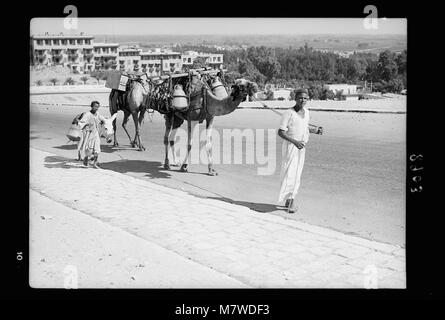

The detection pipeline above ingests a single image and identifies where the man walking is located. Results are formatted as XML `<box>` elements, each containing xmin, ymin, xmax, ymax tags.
<box><xmin>278</xmin><ymin>88</ymin><xmax>323</xmax><ymax>213</ymax></box>
<box><xmin>77</xmin><ymin>101</ymin><xmax>107</xmax><ymax>168</ymax></box>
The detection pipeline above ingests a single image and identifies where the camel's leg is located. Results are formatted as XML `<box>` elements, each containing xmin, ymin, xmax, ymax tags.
<box><xmin>180</xmin><ymin>120</ymin><xmax>198</xmax><ymax>172</ymax></box>
<box><xmin>109</xmin><ymin>91</ymin><xmax>119</xmax><ymax>147</ymax></box>
<box><xmin>131</xmin><ymin>112</ymin><xmax>145</xmax><ymax>151</ymax></box>
<box><xmin>205</xmin><ymin>117</ymin><xmax>218</xmax><ymax>176</ymax></box>
<box><xmin>121</xmin><ymin>111</ymin><xmax>133</xmax><ymax>146</ymax></box>
<box><xmin>163</xmin><ymin>114</ymin><xmax>173</xmax><ymax>169</ymax></box>
<box><xmin>169</xmin><ymin>128</ymin><xmax>179</xmax><ymax>166</ymax></box>
<box><xmin>137</xmin><ymin>109</ymin><xmax>146</xmax><ymax>151</ymax></box>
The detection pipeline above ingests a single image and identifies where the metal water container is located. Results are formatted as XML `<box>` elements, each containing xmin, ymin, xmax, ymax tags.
<box><xmin>66</xmin><ymin>124</ymin><xmax>82</xmax><ymax>141</ymax></box>
<box><xmin>211</xmin><ymin>77</ymin><xmax>228</xmax><ymax>98</ymax></box>
<box><xmin>171</xmin><ymin>84</ymin><xmax>188</xmax><ymax>109</ymax></box>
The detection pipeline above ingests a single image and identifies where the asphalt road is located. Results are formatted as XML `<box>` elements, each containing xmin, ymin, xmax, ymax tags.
<box><xmin>30</xmin><ymin>103</ymin><xmax>406</xmax><ymax>246</ymax></box>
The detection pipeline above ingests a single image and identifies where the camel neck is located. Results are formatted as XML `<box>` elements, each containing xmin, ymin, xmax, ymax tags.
<box><xmin>205</xmin><ymin>90</ymin><xmax>243</xmax><ymax>116</ymax></box>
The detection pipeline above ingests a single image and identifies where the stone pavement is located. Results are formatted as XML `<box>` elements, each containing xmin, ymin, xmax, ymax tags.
<box><xmin>30</xmin><ymin>148</ymin><xmax>406</xmax><ymax>288</ymax></box>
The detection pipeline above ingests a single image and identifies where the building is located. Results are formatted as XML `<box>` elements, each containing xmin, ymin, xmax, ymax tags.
<box><xmin>140</xmin><ymin>48</ymin><xmax>182</xmax><ymax>76</ymax></box>
<box><xmin>324</xmin><ymin>84</ymin><xmax>358</xmax><ymax>95</ymax></box>
<box><xmin>117</xmin><ymin>46</ymin><xmax>142</xmax><ymax>72</ymax></box>
<box><xmin>181</xmin><ymin>51</ymin><xmax>223</xmax><ymax>70</ymax></box>
<box><xmin>93</xmin><ymin>42</ymin><xmax>119</xmax><ymax>71</ymax></box>
<box><xmin>31</xmin><ymin>33</ymin><xmax>224</xmax><ymax>75</ymax></box>
<box><xmin>31</xmin><ymin>32</ymin><xmax>94</xmax><ymax>73</ymax></box>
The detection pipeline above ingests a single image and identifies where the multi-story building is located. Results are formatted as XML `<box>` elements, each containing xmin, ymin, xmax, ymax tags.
<box><xmin>93</xmin><ymin>42</ymin><xmax>119</xmax><ymax>71</ymax></box>
<box><xmin>139</xmin><ymin>48</ymin><xmax>182</xmax><ymax>76</ymax></box>
<box><xmin>181</xmin><ymin>51</ymin><xmax>223</xmax><ymax>70</ymax></box>
<box><xmin>117</xmin><ymin>46</ymin><xmax>142</xmax><ymax>72</ymax></box>
<box><xmin>31</xmin><ymin>32</ymin><xmax>94</xmax><ymax>73</ymax></box>
<box><xmin>31</xmin><ymin>34</ymin><xmax>224</xmax><ymax>75</ymax></box>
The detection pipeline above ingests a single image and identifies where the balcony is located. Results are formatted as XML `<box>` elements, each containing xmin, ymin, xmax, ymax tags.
<box><xmin>84</xmin><ymin>53</ymin><xmax>94</xmax><ymax>59</ymax></box>
<box><xmin>69</xmin><ymin>53</ymin><xmax>79</xmax><ymax>59</ymax></box>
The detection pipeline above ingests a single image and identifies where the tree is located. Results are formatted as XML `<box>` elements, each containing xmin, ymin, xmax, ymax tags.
<box><xmin>64</xmin><ymin>77</ymin><xmax>75</xmax><ymax>85</ymax></box>
<box><xmin>377</xmin><ymin>50</ymin><xmax>398</xmax><ymax>82</ymax></box>
<box><xmin>321</xmin><ymin>88</ymin><xmax>335</xmax><ymax>100</ymax></box>
<box><xmin>80</xmin><ymin>76</ymin><xmax>89</xmax><ymax>84</ymax></box>
<box><xmin>49</xmin><ymin>78</ymin><xmax>58</xmax><ymax>86</ymax></box>
<box><xmin>35</xmin><ymin>80</ymin><xmax>43</xmax><ymax>86</ymax></box>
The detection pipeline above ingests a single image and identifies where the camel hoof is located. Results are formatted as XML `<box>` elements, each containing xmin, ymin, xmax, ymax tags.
<box><xmin>179</xmin><ymin>165</ymin><xmax>188</xmax><ymax>172</ymax></box>
<box><xmin>138</xmin><ymin>146</ymin><xmax>145</xmax><ymax>151</ymax></box>
<box><xmin>208</xmin><ymin>169</ymin><xmax>218</xmax><ymax>176</ymax></box>
<box><xmin>164</xmin><ymin>163</ymin><xmax>171</xmax><ymax>170</ymax></box>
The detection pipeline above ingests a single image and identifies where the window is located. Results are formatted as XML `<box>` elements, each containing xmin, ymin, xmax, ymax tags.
<box><xmin>62</xmin><ymin>39</ymin><xmax>67</xmax><ymax>45</ymax></box>
<box><xmin>54</xmin><ymin>40</ymin><xmax>60</xmax><ymax>45</ymax></box>
<box><xmin>69</xmin><ymin>39</ymin><xmax>75</xmax><ymax>45</ymax></box>
<box><xmin>77</xmin><ymin>39</ymin><xmax>83</xmax><ymax>45</ymax></box>
<box><xmin>45</xmin><ymin>40</ymin><xmax>51</xmax><ymax>45</ymax></box>
<box><xmin>85</xmin><ymin>40</ymin><xmax>91</xmax><ymax>45</ymax></box>
<box><xmin>36</xmin><ymin>40</ymin><xmax>43</xmax><ymax>45</ymax></box>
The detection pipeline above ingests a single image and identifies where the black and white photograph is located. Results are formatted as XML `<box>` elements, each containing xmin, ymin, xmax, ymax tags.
<box><xmin>28</xmin><ymin>15</ymin><xmax>408</xmax><ymax>291</ymax></box>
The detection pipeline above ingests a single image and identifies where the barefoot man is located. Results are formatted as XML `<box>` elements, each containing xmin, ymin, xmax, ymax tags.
<box><xmin>278</xmin><ymin>88</ymin><xmax>323</xmax><ymax>213</ymax></box>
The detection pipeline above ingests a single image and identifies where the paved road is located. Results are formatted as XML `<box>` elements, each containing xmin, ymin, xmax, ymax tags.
<box><xmin>30</xmin><ymin>148</ymin><xmax>405</xmax><ymax>288</ymax></box>
<box><xmin>30</xmin><ymin>103</ymin><xmax>406</xmax><ymax>246</ymax></box>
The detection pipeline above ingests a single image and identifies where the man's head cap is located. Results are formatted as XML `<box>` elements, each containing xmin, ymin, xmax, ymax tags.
<box><xmin>295</xmin><ymin>88</ymin><xmax>309</xmax><ymax>96</ymax></box>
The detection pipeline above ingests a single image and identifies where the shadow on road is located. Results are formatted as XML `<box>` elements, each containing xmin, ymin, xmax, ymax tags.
<box><xmin>203</xmin><ymin>196</ymin><xmax>282</xmax><ymax>214</ymax></box>
<box><xmin>44</xmin><ymin>155</ymin><xmax>88</xmax><ymax>169</ymax></box>
<box><xmin>99</xmin><ymin>159</ymin><xmax>172</xmax><ymax>179</ymax></box>
<box><xmin>54</xmin><ymin>144</ymin><xmax>117</xmax><ymax>154</ymax></box>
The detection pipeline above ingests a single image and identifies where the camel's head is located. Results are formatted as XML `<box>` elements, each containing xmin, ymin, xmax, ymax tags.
<box><xmin>100</xmin><ymin>113</ymin><xmax>117</xmax><ymax>143</ymax></box>
<box><xmin>230</xmin><ymin>79</ymin><xmax>258</xmax><ymax>101</ymax></box>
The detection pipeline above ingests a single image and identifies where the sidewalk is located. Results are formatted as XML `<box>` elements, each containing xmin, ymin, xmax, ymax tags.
<box><xmin>30</xmin><ymin>148</ymin><xmax>406</xmax><ymax>288</ymax></box>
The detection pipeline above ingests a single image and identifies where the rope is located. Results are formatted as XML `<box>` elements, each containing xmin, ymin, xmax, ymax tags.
<box><xmin>251</xmin><ymin>96</ymin><xmax>323</xmax><ymax>132</ymax></box>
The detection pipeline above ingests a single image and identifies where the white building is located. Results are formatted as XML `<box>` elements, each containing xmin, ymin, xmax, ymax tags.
<box><xmin>93</xmin><ymin>42</ymin><xmax>119</xmax><ymax>72</ymax></box>
<box><xmin>140</xmin><ymin>48</ymin><xmax>182</xmax><ymax>76</ymax></box>
<box><xmin>118</xmin><ymin>46</ymin><xmax>142</xmax><ymax>72</ymax></box>
<box><xmin>181</xmin><ymin>51</ymin><xmax>223</xmax><ymax>70</ymax></box>
<box><xmin>324</xmin><ymin>84</ymin><xmax>358</xmax><ymax>95</ymax></box>
<box><xmin>31</xmin><ymin>32</ymin><xmax>94</xmax><ymax>73</ymax></box>
<box><xmin>31</xmin><ymin>33</ymin><xmax>224</xmax><ymax>75</ymax></box>
<box><xmin>273</xmin><ymin>89</ymin><xmax>292</xmax><ymax>100</ymax></box>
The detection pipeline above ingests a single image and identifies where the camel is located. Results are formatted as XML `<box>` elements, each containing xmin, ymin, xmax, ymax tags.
<box><xmin>163</xmin><ymin>78</ymin><xmax>258</xmax><ymax>176</ymax></box>
<box><xmin>108</xmin><ymin>76</ymin><xmax>149</xmax><ymax>151</ymax></box>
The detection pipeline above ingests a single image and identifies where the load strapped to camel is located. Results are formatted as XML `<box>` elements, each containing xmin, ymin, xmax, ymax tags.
<box><xmin>145</xmin><ymin>67</ymin><xmax>228</xmax><ymax>114</ymax></box>
<box><xmin>105</xmin><ymin>70</ymin><xmax>130</xmax><ymax>91</ymax></box>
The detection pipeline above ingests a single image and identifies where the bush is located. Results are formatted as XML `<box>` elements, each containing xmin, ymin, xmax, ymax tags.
<box><xmin>49</xmin><ymin>78</ymin><xmax>58</xmax><ymax>86</ymax></box>
<box><xmin>64</xmin><ymin>77</ymin><xmax>75</xmax><ymax>85</ymax></box>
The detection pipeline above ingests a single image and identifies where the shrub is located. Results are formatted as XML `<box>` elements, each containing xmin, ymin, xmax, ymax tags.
<box><xmin>80</xmin><ymin>76</ymin><xmax>89</xmax><ymax>84</ymax></box>
<box><xmin>49</xmin><ymin>78</ymin><xmax>58</xmax><ymax>86</ymax></box>
<box><xmin>64</xmin><ymin>77</ymin><xmax>75</xmax><ymax>85</ymax></box>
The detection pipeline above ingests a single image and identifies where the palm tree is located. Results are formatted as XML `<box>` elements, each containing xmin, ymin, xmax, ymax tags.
<box><xmin>64</xmin><ymin>77</ymin><xmax>75</xmax><ymax>85</ymax></box>
<box><xmin>49</xmin><ymin>78</ymin><xmax>58</xmax><ymax>86</ymax></box>
<box><xmin>80</xmin><ymin>76</ymin><xmax>89</xmax><ymax>84</ymax></box>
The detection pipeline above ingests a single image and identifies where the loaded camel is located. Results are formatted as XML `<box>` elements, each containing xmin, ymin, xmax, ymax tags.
<box><xmin>108</xmin><ymin>75</ymin><xmax>150</xmax><ymax>151</ymax></box>
<box><xmin>163</xmin><ymin>76</ymin><xmax>258</xmax><ymax>176</ymax></box>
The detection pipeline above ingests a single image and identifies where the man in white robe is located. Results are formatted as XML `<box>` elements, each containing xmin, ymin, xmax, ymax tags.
<box><xmin>278</xmin><ymin>89</ymin><xmax>323</xmax><ymax>213</ymax></box>
<box><xmin>77</xmin><ymin>101</ymin><xmax>107</xmax><ymax>168</ymax></box>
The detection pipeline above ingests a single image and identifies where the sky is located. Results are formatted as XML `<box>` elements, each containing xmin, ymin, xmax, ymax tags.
<box><xmin>30</xmin><ymin>18</ymin><xmax>407</xmax><ymax>36</ymax></box>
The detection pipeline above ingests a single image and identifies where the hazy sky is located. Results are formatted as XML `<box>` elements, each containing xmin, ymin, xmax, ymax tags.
<box><xmin>31</xmin><ymin>18</ymin><xmax>406</xmax><ymax>36</ymax></box>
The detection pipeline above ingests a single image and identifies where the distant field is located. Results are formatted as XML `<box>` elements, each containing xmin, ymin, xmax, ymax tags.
<box><xmin>94</xmin><ymin>34</ymin><xmax>407</xmax><ymax>52</ymax></box>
